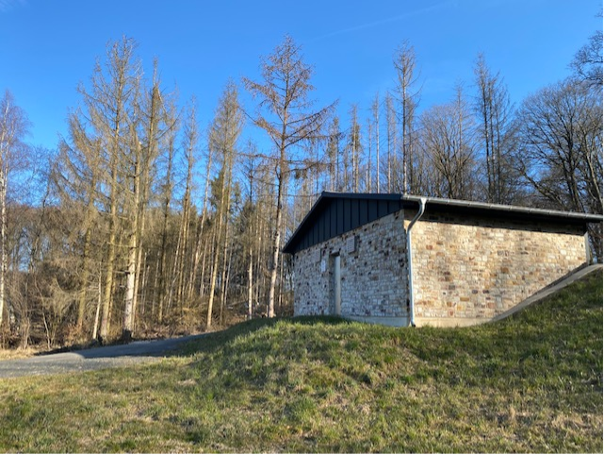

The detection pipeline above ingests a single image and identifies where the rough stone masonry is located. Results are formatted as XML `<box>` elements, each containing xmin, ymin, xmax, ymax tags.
<box><xmin>408</xmin><ymin>210</ymin><xmax>587</xmax><ymax>326</ymax></box>
<box><xmin>293</xmin><ymin>206</ymin><xmax>589</xmax><ymax>327</ymax></box>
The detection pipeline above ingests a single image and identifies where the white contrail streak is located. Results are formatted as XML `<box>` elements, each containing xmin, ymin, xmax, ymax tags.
<box><xmin>0</xmin><ymin>0</ymin><xmax>27</xmax><ymax>13</ymax></box>
<box><xmin>309</xmin><ymin>0</ymin><xmax>458</xmax><ymax>42</ymax></box>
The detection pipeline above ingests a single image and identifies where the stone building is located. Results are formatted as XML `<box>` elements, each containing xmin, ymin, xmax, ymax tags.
<box><xmin>283</xmin><ymin>193</ymin><xmax>602</xmax><ymax>327</ymax></box>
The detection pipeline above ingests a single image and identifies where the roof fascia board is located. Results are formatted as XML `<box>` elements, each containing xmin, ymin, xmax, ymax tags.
<box><xmin>283</xmin><ymin>193</ymin><xmax>603</xmax><ymax>255</ymax></box>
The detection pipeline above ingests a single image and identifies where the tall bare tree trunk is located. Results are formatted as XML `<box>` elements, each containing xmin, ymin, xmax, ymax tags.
<box><xmin>76</xmin><ymin>214</ymin><xmax>93</xmax><ymax>334</ymax></box>
<box><xmin>122</xmin><ymin>222</ymin><xmax>137</xmax><ymax>340</ymax></box>
<box><xmin>247</xmin><ymin>241</ymin><xmax>254</xmax><ymax>320</ymax></box>
<box><xmin>100</xmin><ymin>135</ymin><xmax>119</xmax><ymax>343</ymax></box>
<box><xmin>92</xmin><ymin>269</ymin><xmax>102</xmax><ymax>340</ymax></box>
<box><xmin>219</xmin><ymin>226</ymin><xmax>233</xmax><ymax>326</ymax></box>
<box><xmin>206</xmin><ymin>82</ymin><xmax>241</xmax><ymax>329</ymax></box>
<box><xmin>0</xmin><ymin>169</ymin><xmax>6</xmax><ymax>329</ymax></box>
<box><xmin>188</xmin><ymin>146</ymin><xmax>212</xmax><ymax>305</ymax></box>
<box><xmin>385</xmin><ymin>93</ymin><xmax>396</xmax><ymax>192</ymax></box>
<box><xmin>0</xmin><ymin>92</ymin><xmax>30</xmax><ymax>329</ymax></box>
<box><xmin>393</xmin><ymin>41</ymin><xmax>419</xmax><ymax>195</ymax></box>
<box><xmin>206</xmin><ymin>219</ymin><xmax>223</xmax><ymax>328</ymax></box>
<box><xmin>157</xmin><ymin>137</ymin><xmax>175</xmax><ymax>324</ymax></box>
<box><xmin>366</xmin><ymin>117</ymin><xmax>372</xmax><ymax>192</ymax></box>
<box><xmin>267</xmin><ymin>174</ymin><xmax>283</xmax><ymax>318</ymax></box>
<box><xmin>372</xmin><ymin>94</ymin><xmax>380</xmax><ymax>193</ymax></box>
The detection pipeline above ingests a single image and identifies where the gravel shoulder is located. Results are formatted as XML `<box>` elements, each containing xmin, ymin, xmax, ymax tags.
<box><xmin>0</xmin><ymin>334</ymin><xmax>206</xmax><ymax>379</ymax></box>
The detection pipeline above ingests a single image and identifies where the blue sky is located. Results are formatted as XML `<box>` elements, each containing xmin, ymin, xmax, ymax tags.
<box><xmin>0</xmin><ymin>0</ymin><xmax>600</xmax><ymax>151</ymax></box>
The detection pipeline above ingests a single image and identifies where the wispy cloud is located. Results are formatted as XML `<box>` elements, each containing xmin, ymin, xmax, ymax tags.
<box><xmin>0</xmin><ymin>0</ymin><xmax>27</xmax><ymax>13</ymax></box>
<box><xmin>309</xmin><ymin>0</ymin><xmax>458</xmax><ymax>43</ymax></box>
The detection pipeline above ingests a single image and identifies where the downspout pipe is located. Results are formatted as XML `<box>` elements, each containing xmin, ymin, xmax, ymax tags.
<box><xmin>406</xmin><ymin>197</ymin><xmax>427</xmax><ymax>327</ymax></box>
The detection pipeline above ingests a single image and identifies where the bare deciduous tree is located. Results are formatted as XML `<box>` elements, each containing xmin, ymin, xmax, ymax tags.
<box><xmin>325</xmin><ymin>115</ymin><xmax>342</xmax><ymax>191</ymax></box>
<box><xmin>515</xmin><ymin>79</ymin><xmax>603</xmax><ymax>258</ymax></box>
<box><xmin>570</xmin><ymin>29</ymin><xmax>603</xmax><ymax>88</ymax></box>
<box><xmin>473</xmin><ymin>53</ymin><xmax>518</xmax><ymax>204</ymax></box>
<box><xmin>347</xmin><ymin>104</ymin><xmax>362</xmax><ymax>192</ymax></box>
<box><xmin>243</xmin><ymin>35</ymin><xmax>335</xmax><ymax>318</ymax></box>
<box><xmin>56</xmin><ymin>37</ymin><xmax>178</xmax><ymax>343</ymax></box>
<box><xmin>371</xmin><ymin>93</ymin><xmax>381</xmax><ymax>193</ymax></box>
<box><xmin>0</xmin><ymin>91</ymin><xmax>30</xmax><ymax>328</ymax></box>
<box><xmin>384</xmin><ymin>92</ymin><xmax>396</xmax><ymax>192</ymax></box>
<box><xmin>393</xmin><ymin>41</ymin><xmax>420</xmax><ymax>194</ymax></box>
<box><xmin>206</xmin><ymin>81</ymin><xmax>242</xmax><ymax>329</ymax></box>
<box><xmin>418</xmin><ymin>84</ymin><xmax>478</xmax><ymax>200</ymax></box>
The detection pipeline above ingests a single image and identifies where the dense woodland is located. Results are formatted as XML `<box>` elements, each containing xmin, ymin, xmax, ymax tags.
<box><xmin>0</xmin><ymin>32</ymin><xmax>602</xmax><ymax>349</ymax></box>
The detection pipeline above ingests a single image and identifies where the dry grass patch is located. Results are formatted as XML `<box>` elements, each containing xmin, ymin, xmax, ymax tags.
<box><xmin>0</xmin><ymin>347</ymin><xmax>38</xmax><ymax>360</ymax></box>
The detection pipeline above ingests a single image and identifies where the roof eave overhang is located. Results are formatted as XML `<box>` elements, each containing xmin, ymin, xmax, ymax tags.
<box><xmin>282</xmin><ymin>192</ymin><xmax>604</xmax><ymax>255</ymax></box>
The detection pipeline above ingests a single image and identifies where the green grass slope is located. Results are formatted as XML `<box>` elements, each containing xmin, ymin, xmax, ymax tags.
<box><xmin>0</xmin><ymin>271</ymin><xmax>602</xmax><ymax>453</ymax></box>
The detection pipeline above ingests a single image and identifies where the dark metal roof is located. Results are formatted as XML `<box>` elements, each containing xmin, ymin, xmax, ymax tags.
<box><xmin>282</xmin><ymin>192</ymin><xmax>603</xmax><ymax>255</ymax></box>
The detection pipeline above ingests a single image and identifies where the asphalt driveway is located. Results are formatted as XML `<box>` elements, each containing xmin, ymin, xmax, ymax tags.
<box><xmin>0</xmin><ymin>334</ymin><xmax>206</xmax><ymax>379</ymax></box>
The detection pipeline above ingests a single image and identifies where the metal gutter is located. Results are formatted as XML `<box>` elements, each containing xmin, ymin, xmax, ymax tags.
<box><xmin>283</xmin><ymin>192</ymin><xmax>603</xmax><ymax>255</ymax></box>
<box><xmin>402</xmin><ymin>195</ymin><xmax>603</xmax><ymax>223</ymax></box>
<box><xmin>405</xmin><ymin>197</ymin><xmax>427</xmax><ymax>327</ymax></box>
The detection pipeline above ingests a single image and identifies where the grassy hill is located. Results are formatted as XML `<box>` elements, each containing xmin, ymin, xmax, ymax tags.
<box><xmin>0</xmin><ymin>270</ymin><xmax>601</xmax><ymax>453</ymax></box>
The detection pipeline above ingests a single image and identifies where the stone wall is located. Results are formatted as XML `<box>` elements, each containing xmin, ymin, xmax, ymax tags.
<box><xmin>408</xmin><ymin>211</ymin><xmax>588</xmax><ymax>326</ymax></box>
<box><xmin>292</xmin><ymin>207</ymin><xmax>589</xmax><ymax>327</ymax></box>
<box><xmin>293</xmin><ymin>211</ymin><xmax>410</xmax><ymax>325</ymax></box>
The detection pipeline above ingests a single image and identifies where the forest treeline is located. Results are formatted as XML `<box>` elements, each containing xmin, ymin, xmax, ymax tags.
<box><xmin>0</xmin><ymin>32</ymin><xmax>601</xmax><ymax>349</ymax></box>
